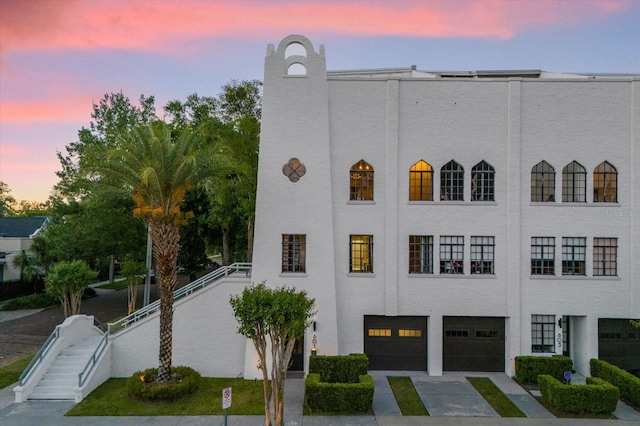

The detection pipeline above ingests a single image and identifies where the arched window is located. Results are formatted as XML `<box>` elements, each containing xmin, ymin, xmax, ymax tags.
<box><xmin>562</xmin><ymin>161</ymin><xmax>586</xmax><ymax>202</ymax></box>
<box><xmin>440</xmin><ymin>160</ymin><xmax>464</xmax><ymax>201</ymax></box>
<box><xmin>531</xmin><ymin>161</ymin><xmax>555</xmax><ymax>202</ymax></box>
<box><xmin>409</xmin><ymin>160</ymin><xmax>433</xmax><ymax>201</ymax></box>
<box><xmin>593</xmin><ymin>161</ymin><xmax>617</xmax><ymax>203</ymax></box>
<box><xmin>471</xmin><ymin>160</ymin><xmax>495</xmax><ymax>201</ymax></box>
<box><xmin>350</xmin><ymin>160</ymin><xmax>374</xmax><ymax>201</ymax></box>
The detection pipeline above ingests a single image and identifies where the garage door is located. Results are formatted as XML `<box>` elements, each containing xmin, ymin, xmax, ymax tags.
<box><xmin>364</xmin><ymin>316</ymin><xmax>427</xmax><ymax>371</ymax></box>
<box><xmin>443</xmin><ymin>316</ymin><xmax>505</xmax><ymax>372</ymax></box>
<box><xmin>598</xmin><ymin>319</ymin><xmax>640</xmax><ymax>375</ymax></box>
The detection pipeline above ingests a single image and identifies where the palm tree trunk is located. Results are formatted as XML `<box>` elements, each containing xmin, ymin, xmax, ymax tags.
<box><xmin>151</xmin><ymin>220</ymin><xmax>180</xmax><ymax>383</ymax></box>
<box><xmin>222</xmin><ymin>227</ymin><xmax>230</xmax><ymax>266</ymax></box>
<box><xmin>246</xmin><ymin>219</ymin><xmax>254</xmax><ymax>262</ymax></box>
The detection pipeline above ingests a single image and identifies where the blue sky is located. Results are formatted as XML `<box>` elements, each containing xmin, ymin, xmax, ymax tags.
<box><xmin>1</xmin><ymin>0</ymin><xmax>639</xmax><ymax>202</ymax></box>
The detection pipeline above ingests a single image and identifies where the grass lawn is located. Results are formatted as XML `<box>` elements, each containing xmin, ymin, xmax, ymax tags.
<box><xmin>467</xmin><ymin>377</ymin><xmax>526</xmax><ymax>417</ymax></box>
<box><xmin>67</xmin><ymin>377</ymin><xmax>266</xmax><ymax>416</ymax></box>
<box><xmin>0</xmin><ymin>355</ymin><xmax>35</xmax><ymax>389</ymax></box>
<box><xmin>387</xmin><ymin>376</ymin><xmax>429</xmax><ymax>416</ymax></box>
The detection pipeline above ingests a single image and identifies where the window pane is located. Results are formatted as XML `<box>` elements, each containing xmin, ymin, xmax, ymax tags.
<box><xmin>531</xmin><ymin>161</ymin><xmax>555</xmax><ymax>202</ymax></box>
<box><xmin>593</xmin><ymin>161</ymin><xmax>617</xmax><ymax>203</ymax></box>
<box><xmin>531</xmin><ymin>237</ymin><xmax>555</xmax><ymax>275</ymax></box>
<box><xmin>531</xmin><ymin>314</ymin><xmax>555</xmax><ymax>353</ymax></box>
<box><xmin>440</xmin><ymin>160</ymin><xmax>464</xmax><ymax>201</ymax></box>
<box><xmin>562</xmin><ymin>237</ymin><xmax>586</xmax><ymax>275</ymax></box>
<box><xmin>350</xmin><ymin>160</ymin><xmax>374</xmax><ymax>200</ymax></box>
<box><xmin>593</xmin><ymin>237</ymin><xmax>617</xmax><ymax>276</ymax></box>
<box><xmin>471</xmin><ymin>161</ymin><xmax>495</xmax><ymax>201</ymax></box>
<box><xmin>350</xmin><ymin>235</ymin><xmax>373</xmax><ymax>272</ymax></box>
<box><xmin>409</xmin><ymin>160</ymin><xmax>433</xmax><ymax>201</ymax></box>
<box><xmin>282</xmin><ymin>234</ymin><xmax>306</xmax><ymax>272</ymax></box>
<box><xmin>409</xmin><ymin>235</ymin><xmax>433</xmax><ymax>273</ymax></box>
<box><xmin>440</xmin><ymin>235</ymin><xmax>464</xmax><ymax>273</ymax></box>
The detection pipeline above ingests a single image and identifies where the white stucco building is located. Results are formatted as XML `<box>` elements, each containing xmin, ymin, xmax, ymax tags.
<box><xmin>250</xmin><ymin>34</ymin><xmax>640</xmax><ymax>378</ymax></box>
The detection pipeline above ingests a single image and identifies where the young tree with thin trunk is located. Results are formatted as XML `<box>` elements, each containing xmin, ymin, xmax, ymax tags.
<box><xmin>45</xmin><ymin>260</ymin><xmax>97</xmax><ymax>317</ymax></box>
<box><xmin>121</xmin><ymin>259</ymin><xmax>147</xmax><ymax>314</ymax></box>
<box><xmin>230</xmin><ymin>282</ymin><xmax>315</xmax><ymax>426</ymax></box>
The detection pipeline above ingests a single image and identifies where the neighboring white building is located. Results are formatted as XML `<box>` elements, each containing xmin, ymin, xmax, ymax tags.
<box><xmin>249</xmin><ymin>34</ymin><xmax>640</xmax><ymax>378</ymax></box>
<box><xmin>0</xmin><ymin>216</ymin><xmax>48</xmax><ymax>283</ymax></box>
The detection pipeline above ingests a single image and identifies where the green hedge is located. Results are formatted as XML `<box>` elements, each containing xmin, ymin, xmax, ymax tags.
<box><xmin>305</xmin><ymin>373</ymin><xmax>374</xmax><ymax>413</ymax></box>
<box><xmin>590</xmin><ymin>358</ymin><xmax>640</xmax><ymax>409</ymax></box>
<box><xmin>538</xmin><ymin>374</ymin><xmax>619</xmax><ymax>415</ymax></box>
<box><xmin>308</xmin><ymin>353</ymin><xmax>368</xmax><ymax>383</ymax></box>
<box><xmin>515</xmin><ymin>355</ymin><xmax>573</xmax><ymax>383</ymax></box>
<box><xmin>127</xmin><ymin>366</ymin><xmax>201</xmax><ymax>402</ymax></box>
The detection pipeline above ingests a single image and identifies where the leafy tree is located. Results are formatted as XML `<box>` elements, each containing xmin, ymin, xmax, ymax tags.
<box><xmin>82</xmin><ymin>121</ymin><xmax>227</xmax><ymax>383</ymax></box>
<box><xmin>45</xmin><ymin>260</ymin><xmax>97</xmax><ymax>317</ymax></box>
<box><xmin>121</xmin><ymin>259</ymin><xmax>147</xmax><ymax>314</ymax></box>
<box><xmin>0</xmin><ymin>181</ymin><xmax>17</xmax><ymax>217</ymax></box>
<box><xmin>178</xmin><ymin>187</ymin><xmax>211</xmax><ymax>280</ymax></box>
<box><xmin>230</xmin><ymin>282</ymin><xmax>315</xmax><ymax>426</ymax></box>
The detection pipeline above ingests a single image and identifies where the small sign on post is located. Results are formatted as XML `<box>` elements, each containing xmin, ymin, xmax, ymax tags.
<box><xmin>564</xmin><ymin>371</ymin><xmax>572</xmax><ymax>385</ymax></box>
<box><xmin>222</xmin><ymin>387</ymin><xmax>232</xmax><ymax>426</ymax></box>
<box><xmin>222</xmin><ymin>387</ymin><xmax>232</xmax><ymax>409</ymax></box>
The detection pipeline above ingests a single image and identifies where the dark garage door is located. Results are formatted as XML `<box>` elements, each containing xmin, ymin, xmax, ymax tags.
<box><xmin>443</xmin><ymin>316</ymin><xmax>505</xmax><ymax>372</ymax></box>
<box><xmin>598</xmin><ymin>319</ymin><xmax>640</xmax><ymax>375</ymax></box>
<box><xmin>364</xmin><ymin>316</ymin><xmax>427</xmax><ymax>370</ymax></box>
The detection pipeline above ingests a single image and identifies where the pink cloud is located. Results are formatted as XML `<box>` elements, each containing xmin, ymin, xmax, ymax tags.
<box><xmin>0</xmin><ymin>0</ymin><xmax>634</xmax><ymax>55</ymax></box>
<box><xmin>0</xmin><ymin>96</ymin><xmax>93</xmax><ymax>122</ymax></box>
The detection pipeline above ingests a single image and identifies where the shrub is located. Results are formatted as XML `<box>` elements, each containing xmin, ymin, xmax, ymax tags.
<box><xmin>0</xmin><ymin>293</ymin><xmax>57</xmax><ymax>310</ymax></box>
<box><xmin>127</xmin><ymin>366</ymin><xmax>201</xmax><ymax>402</ymax></box>
<box><xmin>591</xmin><ymin>358</ymin><xmax>640</xmax><ymax>409</ymax></box>
<box><xmin>308</xmin><ymin>353</ymin><xmax>368</xmax><ymax>383</ymax></box>
<box><xmin>538</xmin><ymin>374</ymin><xmax>619</xmax><ymax>415</ymax></box>
<box><xmin>305</xmin><ymin>373</ymin><xmax>374</xmax><ymax>413</ymax></box>
<box><xmin>515</xmin><ymin>355</ymin><xmax>573</xmax><ymax>383</ymax></box>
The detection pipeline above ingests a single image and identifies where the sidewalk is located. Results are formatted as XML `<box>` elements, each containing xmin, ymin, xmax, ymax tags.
<box><xmin>2</xmin><ymin>371</ymin><xmax>640</xmax><ymax>425</ymax></box>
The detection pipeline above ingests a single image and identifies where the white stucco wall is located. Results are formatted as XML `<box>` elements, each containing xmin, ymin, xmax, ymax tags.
<box><xmin>252</xmin><ymin>35</ymin><xmax>639</xmax><ymax>377</ymax></box>
<box><xmin>110</xmin><ymin>278</ymin><xmax>248</xmax><ymax>377</ymax></box>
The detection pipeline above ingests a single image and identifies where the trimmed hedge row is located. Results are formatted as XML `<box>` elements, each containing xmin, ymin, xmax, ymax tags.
<box><xmin>127</xmin><ymin>366</ymin><xmax>201</xmax><ymax>402</ymax></box>
<box><xmin>305</xmin><ymin>373</ymin><xmax>374</xmax><ymax>413</ymax></box>
<box><xmin>308</xmin><ymin>353</ymin><xmax>368</xmax><ymax>383</ymax></box>
<box><xmin>538</xmin><ymin>374</ymin><xmax>619</xmax><ymax>415</ymax></box>
<box><xmin>591</xmin><ymin>358</ymin><xmax>640</xmax><ymax>409</ymax></box>
<box><xmin>515</xmin><ymin>355</ymin><xmax>573</xmax><ymax>383</ymax></box>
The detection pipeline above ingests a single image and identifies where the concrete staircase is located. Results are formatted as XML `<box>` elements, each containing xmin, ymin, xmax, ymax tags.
<box><xmin>29</xmin><ymin>335</ymin><xmax>103</xmax><ymax>400</ymax></box>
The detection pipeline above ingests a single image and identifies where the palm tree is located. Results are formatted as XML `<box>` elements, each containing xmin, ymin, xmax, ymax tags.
<box><xmin>11</xmin><ymin>250</ymin><xmax>39</xmax><ymax>292</ymax></box>
<box><xmin>85</xmin><ymin>121</ymin><xmax>225</xmax><ymax>382</ymax></box>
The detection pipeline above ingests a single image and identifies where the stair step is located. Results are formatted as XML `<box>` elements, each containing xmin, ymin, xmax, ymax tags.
<box><xmin>29</xmin><ymin>391</ymin><xmax>75</xmax><ymax>400</ymax></box>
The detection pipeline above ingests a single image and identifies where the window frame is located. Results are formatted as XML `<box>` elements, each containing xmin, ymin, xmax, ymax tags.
<box><xmin>470</xmin><ymin>236</ymin><xmax>495</xmax><ymax>274</ymax></box>
<box><xmin>593</xmin><ymin>161</ymin><xmax>618</xmax><ymax>203</ymax></box>
<box><xmin>350</xmin><ymin>160</ymin><xmax>374</xmax><ymax>201</ymax></box>
<box><xmin>439</xmin><ymin>235</ymin><xmax>464</xmax><ymax>274</ymax></box>
<box><xmin>531</xmin><ymin>237</ymin><xmax>555</xmax><ymax>275</ymax></box>
<box><xmin>562</xmin><ymin>237</ymin><xmax>586</xmax><ymax>276</ymax></box>
<box><xmin>409</xmin><ymin>235</ymin><xmax>433</xmax><ymax>274</ymax></box>
<box><xmin>562</xmin><ymin>161</ymin><xmax>586</xmax><ymax>203</ymax></box>
<box><xmin>350</xmin><ymin>234</ymin><xmax>373</xmax><ymax>273</ymax></box>
<box><xmin>281</xmin><ymin>234</ymin><xmax>306</xmax><ymax>273</ymax></box>
<box><xmin>440</xmin><ymin>160</ymin><xmax>464</xmax><ymax>201</ymax></box>
<box><xmin>593</xmin><ymin>237</ymin><xmax>617</xmax><ymax>276</ymax></box>
<box><xmin>531</xmin><ymin>314</ymin><xmax>555</xmax><ymax>353</ymax></box>
<box><xmin>471</xmin><ymin>160</ymin><xmax>495</xmax><ymax>201</ymax></box>
<box><xmin>409</xmin><ymin>160</ymin><xmax>433</xmax><ymax>201</ymax></box>
<box><xmin>531</xmin><ymin>161</ymin><xmax>555</xmax><ymax>202</ymax></box>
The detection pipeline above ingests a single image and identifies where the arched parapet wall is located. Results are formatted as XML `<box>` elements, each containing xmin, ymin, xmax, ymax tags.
<box><xmin>265</xmin><ymin>34</ymin><xmax>326</xmax><ymax>78</ymax></box>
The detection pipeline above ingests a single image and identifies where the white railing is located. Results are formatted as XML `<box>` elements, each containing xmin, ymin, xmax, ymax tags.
<box><xmin>107</xmin><ymin>263</ymin><xmax>251</xmax><ymax>335</ymax></box>
<box><xmin>18</xmin><ymin>327</ymin><xmax>60</xmax><ymax>386</ymax></box>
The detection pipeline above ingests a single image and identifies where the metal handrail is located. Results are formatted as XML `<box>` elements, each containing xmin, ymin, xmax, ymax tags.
<box><xmin>18</xmin><ymin>326</ymin><xmax>60</xmax><ymax>386</ymax></box>
<box><xmin>78</xmin><ymin>331</ymin><xmax>109</xmax><ymax>387</ymax></box>
<box><xmin>107</xmin><ymin>262</ymin><xmax>251</xmax><ymax>335</ymax></box>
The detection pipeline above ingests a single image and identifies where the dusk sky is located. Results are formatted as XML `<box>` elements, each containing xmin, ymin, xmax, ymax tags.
<box><xmin>1</xmin><ymin>0</ymin><xmax>639</xmax><ymax>203</ymax></box>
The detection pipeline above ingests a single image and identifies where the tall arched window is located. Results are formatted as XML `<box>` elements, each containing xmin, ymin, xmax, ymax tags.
<box><xmin>350</xmin><ymin>160</ymin><xmax>374</xmax><ymax>200</ymax></box>
<box><xmin>593</xmin><ymin>161</ymin><xmax>617</xmax><ymax>203</ymax></box>
<box><xmin>531</xmin><ymin>161</ymin><xmax>555</xmax><ymax>202</ymax></box>
<box><xmin>562</xmin><ymin>161</ymin><xmax>586</xmax><ymax>202</ymax></box>
<box><xmin>409</xmin><ymin>160</ymin><xmax>433</xmax><ymax>201</ymax></box>
<box><xmin>440</xmin><ymin>160</ymin><xmax>464</xmax><ymax>201</ymax></box>
<box><xmin>471</xmin><ymin>160</ymin><xmax>495</xmax><ymax>201</ymax></box>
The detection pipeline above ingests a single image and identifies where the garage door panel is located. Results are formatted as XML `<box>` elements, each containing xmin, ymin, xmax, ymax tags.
<box><xmin>443</xmin><ymin>316</ymin><xmax>505</xmax><ymax>372</ymax></box>
<box><xmin>598</xmin><ymin>319</ymin><xmax>640</xmax><ymax>373</ymax></box>
<box><xmin>364</xmin><ymin>316</ymin><xmax>427</xmax><ymax>371</ymax></box>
